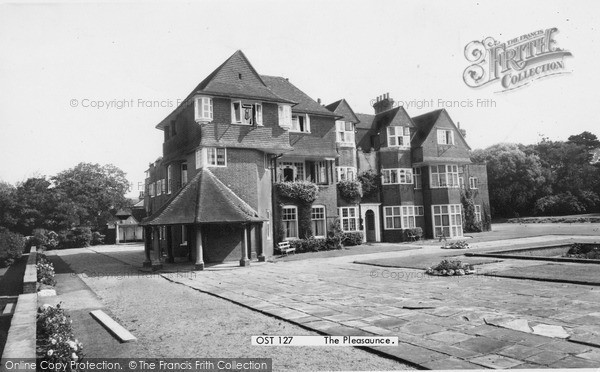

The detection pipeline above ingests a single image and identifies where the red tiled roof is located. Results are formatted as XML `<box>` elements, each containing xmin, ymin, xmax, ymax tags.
<box><xmin>261</xmin><ymin>75</ymin><xmax>338</xmax><ymax>117</ymax></box>
<box><xmin>200</xmin><ymin>122</ymin><xmax>293</xmax><ymax>153</ymax></box>
<box><xmin>325</xmin><ymin>99</ymin><xmax>359</xmax><ymax>123</ymax></box>
<box><xmin>141</xmin><ymin>169</ymin><xmax>264</xmax><ymax>226</ymax></box>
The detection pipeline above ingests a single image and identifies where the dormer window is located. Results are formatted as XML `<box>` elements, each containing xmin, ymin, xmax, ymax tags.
<box><xmin>437</xmin><ymin>129</ymin><xmax>455</xmax><ymax>145</ymax></box>
<box><xmin>278</xmin><ymin>105</ymin><xmax>292</xmax><ymax>128</ymax></box>
<box><xmin>291</xmin><ymin>114</ymin><xmax>310</xmax><ymax>133</ymax></box>
<box><xmin>387</xmin><ymin>126</ymin><xmax>410</xmax><ymax>148</ymax></box>
<box><xmin>194</xmin><ymin>96</ymin><xmax>213</xmax><ymax>123</ymax></box>
<box><xmin>232</xmin><ymin>101</ymin><xmax>262</xmax><ymax>125</ymax></box>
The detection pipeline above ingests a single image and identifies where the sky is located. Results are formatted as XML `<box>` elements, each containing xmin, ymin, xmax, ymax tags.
<box><xmin>1</xmin><ymin>0</ymin><xmax>598</xmax><ymax>196</ymax></box>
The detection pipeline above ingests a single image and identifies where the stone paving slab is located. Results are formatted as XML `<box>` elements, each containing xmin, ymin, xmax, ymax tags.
<box><xmin>94</xmin><ymin>236</ymin><xmax>600</xmax><ymax>369</ymax></box>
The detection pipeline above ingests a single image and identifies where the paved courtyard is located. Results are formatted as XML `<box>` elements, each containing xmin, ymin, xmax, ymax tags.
<box><xmin>49</xmin><ymin>224</ymin><xmax>600</xmax><ymax>369</ymax></box>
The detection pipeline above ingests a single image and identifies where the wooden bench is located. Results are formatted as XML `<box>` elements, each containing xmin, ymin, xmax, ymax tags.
<box><xmin>276</xmin><ymin>241</ymin><xmax>296</xmax><ymax>256</ymax></box>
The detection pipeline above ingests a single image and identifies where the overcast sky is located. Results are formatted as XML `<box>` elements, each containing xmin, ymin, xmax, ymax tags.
<box><xmin>1</xmin><ymin>0</ymin><xmax>597</xmax><ymax>196</ymax></box>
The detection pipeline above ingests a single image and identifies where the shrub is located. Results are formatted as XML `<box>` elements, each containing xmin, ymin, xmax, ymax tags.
<box><xmin>442</xmin><ymin>240</ymin><xmax>470</xmax><ymax>249</ymax></box>
<box><xmin>275</xmin><ymin>181</ymin><xmax>319</xmax><ymax>204</ymax></box>
<box><xmin>58</xmin><ymin>227</ymin><xmax>92</xmax><ymax>249</ymax></box>
<box><xmin>565</xmin><ymin>243</ymin><xmax>600</xmax><ymax>259</ymax></box>
<box><xmin>534</xmin><ymin>192</ymin><xmax>585</xmax><ymax>216</ymax></box>
<box><xmin>37</xmin><ymin>254</ymin><xmax>57</xmax><ymax>287</ymax></box>
<box><xmin>342</xmin><ymin>231</ymin><xmax>363</xmax><ymax>246</ymax></box>
<box><xmin>357</xmin><ymin>170</ymin><xmax>380</xmax><ymax>197</ymax></box>
<box><xmin>288</xmin><ymin>237</ymin><xmax>327</xmax><ymax>253</ymax></box>
<box><xmin>404</xmin><ymin>227</ymin><xmax>423</xmax><ymax>241</ymax></box>
<box><xmin>425</xmin><ymin>259</ymin><xmax>475</xmax><ymax>276</ymax></box>
<box><xmin>0</xmin><ymin>229</ymin><xmax>25</xmax><ymax>267</ymax></box>
<box><xmin>337</xmin><ymin>180</ymin><xmax>363</xmax><ymax>203</ymax></box>
<box><xmin>90</xmin><ymin>231</ymin><xmax>105</xmax><ymax>246</ymax></box>
<box><xmin>37</xmin><ymin>303</ymin><xmax>84</xmax><ymax>368</ymax></box>
<box><xmin>29</xmin><ymin>229</ymin><xmax>59</xmax><ymax>251</ymax></box>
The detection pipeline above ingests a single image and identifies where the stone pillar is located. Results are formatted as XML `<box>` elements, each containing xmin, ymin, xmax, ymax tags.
<box><xmin>166</xmin><ymin>226</ymin><xmax>174</xmax><ymax>263</ymax></box>
<box><xmin>257</xmin><ymin>223</ymin><xmax>266</xmax><ymax>262</ymax></box>
<box><xmin>115</xmin><ymin>224</ymin><xmax>120</xmax><ymax>244</ymax></box>
<box><xmin>152</xmin><ymin>226</ymin><xmax>162</xmax><ymax>270</ymax></box>
<box><xmin>194</xmin><ymin>225</ymin><xmax>205</xmax><ymax>270</ymax></box>
<box><xmin>143</xmin><ymin>226</ymin><xmax>152</xmax><ymax>268</ymax></box>
<box><xmin>240</xmin><ymin>224</ymin><xmax>250</xmax><ymax>267</ymax></box>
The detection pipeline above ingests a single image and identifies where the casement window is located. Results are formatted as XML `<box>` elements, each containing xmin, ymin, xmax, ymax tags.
<box><xmin>148</xmin><ymin>182</ymin><xmax>155</xmax><ymax>197</ymax></box>
<box><xmin>336</xmin><ymin>167</ymin><xmax>356</xmax><ymax>182</ymax></box>
<box><xmin>166</xmin><ymin>165</ymin><xmax>173</xmax><ymax>194</ymax></box>
<box><xmin>231</xmin><ymin>101</ymin><xmax>263</xmax><ymax>125</ymax></box>
<box><xmin>194</xmin><ymin>96</ymin><xmax>213</xmax><ymax>123</ymax></box>
<box><xmin>307</xmin><ymin>161</ymin><xmax>329</xmax><ymax>184</ymax></box>
<box><xmin>282</xmin><ymin>206</ymin><xmax>298</xmax><ymax>240</ymax></box>
<box><xmin>181</xmin><ymin>225</ymin><xmax>187</xmax><ymax>244</ymax></box>
<box><xmin>459</xmin><ymin>177</ymin><xmax>464</xmax><ymax>188</ymax></box>
<box><xmin>181</xmin><ymin>163</ymin><xmax>188</xmax><ymax>185</ymax></box>
<box><xmin>432</xmin><ymin>204</ymin><xmax>463</xmax><ymax>238</ymax></box>
<box><xmin>430</xmin><ymin>165</ymin><xmax>459</xmax><ymax>188</ymax></box>
<box><xmin>291</xmin><ymin>114</ymin><xmax>310</xmax><ymax>132</ymax></box>
<box><xmin>145</xmin><ymin>170</ymin><xmax>150</xmax><ymax>179</ymax></box>
<box><xmin>415</xmin><ymin>206</ymin><xmax>424</xmax><ymax>216</ymax></box>
<box><xmin>311</xmin><ymin>206</ymin><xmax>327</xmax><ymax>238</ymax></box>
<box><xmin>156</xmin><ymin>179</ymin><xmax>163</xmax><ymax>196</ymax></box>
<box><xmin>336</xmin><ymin>121</ymin><xmax>355</xmax><ymax>145</ymax></box>
<box><xmin>278</xmin><ymin>104</ymin><xmax>292</xmax><ymax>128</ymax></box>
<box><xmin>387</xmin><ymin>126</ymin><xmax>411</xmax><ymax>147</ymax></box>
<box><xmin>437</xmin><ymin>129</ymin><xmax>454</xmax><ymax>145</ymax></box>
<box><xmin>161</xmin><ymin>179</ymin><xmax>166</xmax><ymax>194</ymax></box>
<box><xmin>339</xmin><ymin>207</ymin><xmax>359</xmax><ymax>232</ymax></box>
<box><xmin>413</xmin><ymin>167</ymin><xmax>422</xmax><ymax>189</ymax></box>
<box><xmin>382</xmin><ymin>168</ymin><xmax>413</xmax><ymax>185</ymax></box>
<box><xmin>384</xmin><ymin>206</ymin><xmax>416</xmax><ymax>230</ymax></box>
<box><xmin>469</xmin><ymin>177</ymin><xmax>479</xmax><ymax>189</ymax></box>
<box><xmin>475</xmin><ymin>205</ymin><xmax>482</xmax><ymax>222</ymax></box>
<box><xmin>205</xmin><ymin>147</ymin><xmax>227</xmax><ymax>167</ymax></box>
<box><xmin>280</xmin><ymin>162</ymin><xmax>305</xmax><ymax>182</ymax></box>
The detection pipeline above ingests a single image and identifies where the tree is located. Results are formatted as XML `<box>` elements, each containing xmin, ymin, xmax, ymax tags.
<box><xmin>567</xmin><ymin>131</ymin><xmax>600</xmax><ymax>151</ymax></box>
<box><xmin>471</xmin><ymin>144</ymin><xmax>547</xmax><ymax>217</ymax></box>
<box><xmin>0</xmin><ymin>181</ymin><xmax>17</xmax><ymax>230</ymax></box>
<box><xmin>52</xmin><ymin>163</ymin><xmax>130</xmax><ymax>228</ymax></box>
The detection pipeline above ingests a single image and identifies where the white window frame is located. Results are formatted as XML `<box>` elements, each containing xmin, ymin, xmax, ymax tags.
<box><xmin>290</xmin><ymin>113</ymin><xmax>311</xmax><ymax>133</ymax></box>
<box><xmin>205</xmin><ymin>147</ymin><xmax>227</xmax><ymax>167</ymax></box>
<box><xmin>437</xmin><ymin>129</ymin><xmax>455</xmax><ymax>145</ymax></box>
<box><xmin>469</xmin><ymin>177</ymin><xmax>479</xmax><ymax>189</ymax></box>
<box><xmin>384</xmin><ymin>206</ymin><xmax>416</xmax><ymax>230</ymax></box>
<box><xmin>266</xmin><ymin>209</ymin><xmax>272</xmax><ymax>239</ymax></box>
<box><xmin>166</xmin><ymin>165</ymin><xmax>173</xmax><ymax>194</ymax></box>
<box><xmin>336</xmin><ymin>121</ymin><xmax>355</xmax><ymax>145</ymax></box>
<box><xmin>382</xmin><ymin>168</ymin><xmax>413</xmax><ymax>185</ymax></box>
<box><xmin>282</xmin><ymin>205</ymin><xmax>298</xmax><ymax>240</ymax></box>
<box><xmin>339</xmin><ymin>207</ymin><xmax>359</xmax><ymax>232</ymax></box>
<box><xmin>194</xmin><ymin>96</ymin><xmax>213</xmax><ymax>123</ymax></box>
<box><xmin>156</xmin><ymin>179</ymin><xmax>163</xmax><ymax>196</ymax></box>
<box><xmin>475</xmin><ymin>205</ymin><xmax>482</xmax><ymax>222</ymax></box>
<box><xmin>413</xmin><ymin>167</ymin><xmax>422</xmax><ymax>189</ymax></box>
<box><xmin>387</xmin><ymin>126</ymin><xmax>410</xmax><ymax>148</ymax></box>
<box><xmin>432</xmin><ymin>204</ymin><xmax>463</xmax><ymax>239</ymax></box>
<box><xmin>430</xmin><ymin>165</ymin><xmax>459</xmax><ymax>188</ymax></box>
<box><xmin>311</xmin><ymin>206</ymin><xmax>327</xmax><ymax>238</ymax></box>
<box><xmin>181</xmin><ymin>163</ymin><xmax>188</xmax><ymax>186</ymax></box>
<box><xmin>231</xmin><ymin>100</ymin><xmax>263</xmax><ymax>125</ymax></box>
<box><xmin>278</xmin><ymin>104</ymin><xmax>292</xmax><ymax>129</ymax></box>
<box><xmin>148</xmin><ymin>182</ymin><xmax>155</xmax><ymax>197</ymax></box>
<box><xmin>280</xmin><ymin>161</ymin><xmax>305</xmax><ymax>182</ymax></box>
<box><xmin>336</xmin><ymin>167</ymin><xmax>356</xmax><ymax>182</ymax></box>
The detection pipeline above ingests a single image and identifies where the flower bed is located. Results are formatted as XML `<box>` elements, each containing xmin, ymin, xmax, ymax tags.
<box><xmin>564</xmin><ymin>243</ymin><xmax>600</xmax><ymax>260</ymax></box>
<box><xmin>37</xmin><ymin>253</ymin><xmax>57</xmax><ymax>288</ymax></box>
<box><xmin>37</xmin><ymin>303</ymin><xmax>84</xmax><ymax>368</ymax></box>
<box><xmin>441</xmin><ymin>240</ymin><xmax>470</xmax><ymax>250</ymax></box>
<box><xmin>425</xmin><ymin>260</ymin><xmax>475</xmax><ymax>276</ymax></box>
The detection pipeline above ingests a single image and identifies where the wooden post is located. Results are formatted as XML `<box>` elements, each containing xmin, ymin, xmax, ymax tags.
<box><xmin>166</xmin><ymin>226</ymin><xmax>174</xmax><ymax>263</ymax></box>
<box><xmin>152</xmin><ymin>227</ymin><xmax>162</xmax><ymax>270</ymax></box>
<box><xmin>240</xmin><ymin>224</ymin><xmax>250</xmax><ymax>267</ymax></box>
<box><xmin>257</xmin><ymin>222</ymin><xmax>265</xmax><ymax>262</ymax></box>
<box><xmin>143</xmin><ymin>226</ymin><xmax>152</xmax><ymax>268</ymax></box>
<box><xmin>194</xmin><ymin>225</ymin><xmax>204</xmax><ymax>270</ymax></box>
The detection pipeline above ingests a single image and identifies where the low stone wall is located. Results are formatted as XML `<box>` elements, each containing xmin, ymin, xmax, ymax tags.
<box><xmin>22</xmin><ymin>246</ymin><xmax>37</xmax><ymax>294</ymax></box>
<box><xmin>1</xmin><ymin>246</ymin><xmax>37</xmax><ymax>369</ymax></box>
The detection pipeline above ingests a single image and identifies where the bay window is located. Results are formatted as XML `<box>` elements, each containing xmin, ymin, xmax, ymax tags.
<box><xmin>194</xmin><ymin>96</ymin><xmax>213</xmax><ymax>123</ymax></box>
<box><xmin>336</xmin><ymin>167</ymin><xmax>356</xmax><ymax>182</ymax></box>
<box><xmin>382</xmin><ymin>168</ymin><xmax>413</xmax><ymax>184</ymax></box>
<box><xmin>430</xmin><ymin>165</ymin><xmax>459</xmax><ymax>188</ymax></box>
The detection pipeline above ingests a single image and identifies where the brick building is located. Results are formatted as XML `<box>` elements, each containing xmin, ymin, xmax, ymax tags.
<box><xmin>141</xmin><ymin>50</ymin><xmax>490</xmax><ymax>269</ymax></box>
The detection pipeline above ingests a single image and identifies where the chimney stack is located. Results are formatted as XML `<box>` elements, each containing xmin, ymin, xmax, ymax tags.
<box><xmin>373</xmin><ymin>92</ymin><xmax>394</xmax><ymax>114</ymax></box>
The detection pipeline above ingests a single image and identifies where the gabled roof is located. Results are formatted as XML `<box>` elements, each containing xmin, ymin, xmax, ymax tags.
<box><xmin>141</xmin><ymin>169</ymin><xmax>264</xmax><ymax>226</ymax></box>
<box><xmin>157</xmin><ymin>50</ymin><xmax>295</xmax><ymax>129</ymax></box>
<box><xmin>325</xmin><ymin>99</ymin><xmax>359</xmax><ymax>123</ymax></box>
<box><xmin>411</xmin><ymin>109</ymin><xmax>471</xmax><ymax>150</ymax></box>
<box><xmin>261</xmin><ymin>75</ymin><xmax>339</xmax><ymax>117</ymax></box>
<box><xmin>355</xmin><ymin>113</ymin><xmax>375</xmax><ymax>130</ymax></box>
